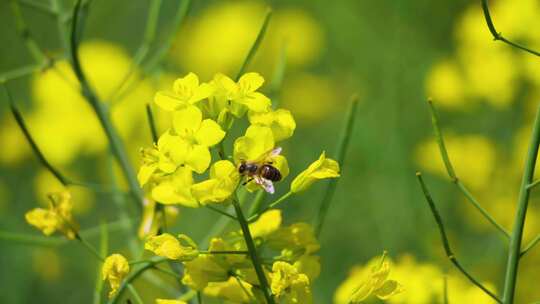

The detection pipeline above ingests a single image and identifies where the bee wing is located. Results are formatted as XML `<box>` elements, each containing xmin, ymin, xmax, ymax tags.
<box><xmin>255</xmin><ymin>176</ymin><xmax>275</xmax><ymax>194</ymax></box>
<box><xmin>253</xmin><ymin>146</ymin><xmax>282</xmax><ymax>164</ymax></box>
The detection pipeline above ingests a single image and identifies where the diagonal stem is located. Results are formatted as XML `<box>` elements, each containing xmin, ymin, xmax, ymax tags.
<box><xmin>480</xmin><ymin>0</ymin><xmax>540</xmax><ymax>57</ymax></box>
<box><xmin>416</xmin><ymin>172</ymin><xmax>502</xmax><ymax>303</ymax></box>
<box><xmin>427</xmin><ymin>99</ymin><xmax>510</xmax><ymax>239</ymax></box>
<box><xmin>502</xmin><ymin>104</ymin><xmax>540</xmax><ymax>303</ymax></box>
<box><xmin>231</xmin><ymin>196</ymin><xmax>275</xmax><ymax>304</ymax></box>
<box><xmin>315</xmin><ymin>94</ymin><xmax>359</xmax><ymax>237</ymax></box>
<box><xmin>520</xmin><ymin>234</ymin><xmax>540</xmax><ymax>258</ymax></box>
<box><xmin>69</xmin><ymin>0</ymin><xmax>143</xmax><ymax>210</ymax></box>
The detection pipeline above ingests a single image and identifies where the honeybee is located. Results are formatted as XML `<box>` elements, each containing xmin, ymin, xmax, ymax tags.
<box><xmin>238</xmin><ymin>147</ymin><xmax>283</xmax><ymax>194</ymax></box>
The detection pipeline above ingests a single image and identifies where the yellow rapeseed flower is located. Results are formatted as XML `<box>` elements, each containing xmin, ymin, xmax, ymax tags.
<box><xmin>290</xmin><ymin>151</ymin><xmax>340</xmax><ymax>193</ymax></box>
<box><xmin>172</xmin><ymin>105</ymin><xmax>226</xmax><ymax>173</ymax></box>
<box><xmin>145</xmin><ymin>233</ymin><xmax>199</xmax><ymax>261</ymax></box>
<box><xmin>191</xmin><ymin>160</ymin><xmax>240</xmax><ymax>204</ymax></box>
<box><xmin>154</xmin><ymin>72</ymin><xmax>213</xmax><ymax>111</ymax></box>
<box><xmin>248</xmin><ymin>209</ymin><xmax>282</xmax><ymax>239</ymax></box>
<box><xmin>334</xmin><ymin>252</ymin><xmax>403</xmax><ymax>303</ymax></box>
<box><xmin>138</xmin><ymin>131</ymin><xmax>186</xmax><ymax>186</ymax></box>
<box><xmin>102</xmin><ymin>253</ymin><xmax>130</xmax><ymax>298</ymax></box>
<box><xmin>270</xmin><ymin>261</ymin><xmax>313</xmax><ymax>304</ymax></box>
<box><xmin>151</xmin><ymin>167</ymin><xmax>198</xmax><ymax>207</ymax></box>
<box><xmin>219</xmin><ymin>72</ymin><xmax>271</xmax><ymax>113</ymax></box>
<box><xmin>25</xmin><ymin>191</ymin><xmax>79</xmax><ymax>239</ymax></box>
<box><xmin>204</xmin><ymin>277</ymin><xmax>255</xmax><ymax>303</ymax></box>
<box><xmin>248</xmin><ymin>108</ymin><xmax>296</xmax><ymax>142</ymax></box>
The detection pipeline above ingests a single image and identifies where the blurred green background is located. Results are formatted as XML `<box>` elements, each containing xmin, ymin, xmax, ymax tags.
<box><xmin>1</xmin><ymin>0</ymin><xmax>540</xmax><ymax>303</ymax></box>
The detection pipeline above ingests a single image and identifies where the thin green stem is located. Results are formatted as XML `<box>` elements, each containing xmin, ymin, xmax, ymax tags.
<box><xmin>0</xmin><ymin>63</ymin><xmax>44</xmax><ymax>82</ymax></box>
<box><xmin>416</xmin><ymin>172</ymin><xmax>502</xmax><ymax>303</ymax></box>
<box><xmin>109</xmin><ymin>0</ymin><xmax>162</xmax><ymax>103</ymax></box>
<box><xmin>526</xmin><ymin>179</ymin><xmax>540</xmax><ymax>190</ymax></box>
<box><xmin>113</xmin><ymin>0</ymin><xmax>191</xmax><ymax>102</ymax></box>
<box><xmin>248</xmin><ymin>191</ymin><xmax>292</xmax><ymax>222</ymax></box>
<box><xmin>19</xmin><ymin>0</ymin><xmax>58</xmax><ymax>16</ymax></box>
<box><xmin>205</xmin><ymin>205</ymin><xmax>238</xmax><ymax>220</ymax></box>
<box><xmin>231</xmin><ymin>196</ymin><xmax>275</xmax><ymax>304</ymax></box>
<box><xmin>146</xmin><ymin>103</ymin><xmax>159</xmax><ymax>143</ymax></box>
<box><xmin>93</xmin><ymin>222</ymin><xmax>108</xmax><ymax>304</ymax></box>
<box><xmin>76</xmin><ymin>233</ymin><xmax>105</xmax><ymax>262</ymax></box>
<box><xmin>480</xmin><ymin>0</ymin><xmax>540</xmax><ymax>57</ymax></box>
<box><xmin>197</xmin><ymin>291</ymin><xmax>203</xmax><ymax>304</ymax></box>
<box><xmin>127</xmin><ymin>284</ymin><xmax>144</xmax><ymax>304</ymax></box>
<box><xmin>502</xmin><ymin>104</ymin><xmax>540</xmax><ymax>304</ymax></box>
<box><xmin>108</xmin><ymin>257</ymin><xmax>168</xmax><ymax>304</ymax></box>
<box><xmin>234</xmin><ymin>275</ymin><xmax>256</xmax><ymax>303</ymax></box>
<box><xmin>69</xmin><ymin>0</ymin><xmax>143</xmax><ymax>210</ymax></box>
<box><xmin>200</xmin><ymin>250</ymin><xmax>249</xmax><ymax>255</ymax></box>
<box><xmin>427</xmin><ymin>99</ymin><xmax>510</xmax><ymax>239</ymax></box>
<box><xmin>10</xmin><ymin>0</ymin><xmax>48</xmax><ymax>62</ymax></box>
<box><xmin>235</xmin><ymin>8</ymin><xmax>272</xmax><ymax>81</ymax></box>
<box><xmin>153</xmin><ymin>266</ymin><xmax>183</xmax><ymax>280</ymax></box>
<box><xmin>315</xmin><ymin>94</ymin><xmax>359</xmax><ymax>237</ymax></box>
<box><xmin>520</xmin><ymin>234</ymin><xmax>540</xmax><ymax>258</ymax></box>
<box><xmin>6</xmin><ymin>93</ymin><xmax>70</xmax><ymax>186</ymax></box>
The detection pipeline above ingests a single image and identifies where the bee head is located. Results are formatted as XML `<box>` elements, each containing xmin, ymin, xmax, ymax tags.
<box><xmin>238</xmin><ymin>162</ymin><xmax>247</xmax><ymax>174</ymax></box>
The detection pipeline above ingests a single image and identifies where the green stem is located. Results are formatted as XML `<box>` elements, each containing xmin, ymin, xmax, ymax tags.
<box><xmin>416</xmin><ymin>172</ymin><xmax>502</xmax><ymax>303</ymax></box>
<box><xmin>19</xmin><ymin>0</ymin><xmax>58</xmax><ymax>16</ymax></box>
<box><xmin>231</xmin><ymin>196</ymin><xmax>275</xmax><ymax>304</ymax></box>
<box><xmin>520</xmin><ymin>234</ymin><xmax>540</xmax><ymax>258</ymax></box>
<box><xmin>248</xmin><ymin>191</ymin><xmax>292</xmax><ymax>222</ymax></box>
<box><xmin>76</xmin><ymin>233</ymin><xmax>105</xmax><ymax>262</ymax></box>
<box><xmin>480</xmin><ymin>0</ymin><xmax>540</xmax><ymax>57</ymax></box>
<box><xmin>146</xmin><ymin>103</ymin><xmax>159</xmax><ymax>143</ymax></box>
<box><xmin>502</xmin><ymin>104</ymin><xmax>540</xmax><ymax>304</ymax></box>
<box><xmin>427</xmin><ymin>99</ymin><xmax>510</xmax><ymax>239</ymax></box>
<box><xmin>526</xmin><ymin>179</ymin><xmax>540</xmax><ymax>190</ymax></box>
<box><xmin>93</xmin><ymin>222</ymin><xmax>108</xmax><ymax>304</ymax></box>
<box><xmin>205</xmin><ymin>205</ymin><xmax>238</xmax><ymax>220</ymax></box>
<box><xmin>443</xmin><ymin>275</ymin><xmax>449</xmax><ymax>304</ymax></box>
<box><xmin>197</xmin><ymin>292</ymin><xmax>203</xmax><ymax>304</ymax></box>
<box><xmin>69</xmin><ymin>0</ymin><xmax>143</xmax><ymax>210</ymax></box>
<box><xmin>315</xmin><ymin>94</ymin><xmax>359</xmax><ymax>237</ymax></box>
<box><xmin>109</xmin><ymin>0</ymin><xmax>162</xmax><ymax>103</ymax></box>
<box><xmin>153</xmin><ymin>266</ymin><xmax>183</xmax><ymax>279</ymax></box>
<box><xmin>0</xmin><ymin>63</ymin><xmax>44</xmax><ymax>82</ymax></box>
<box><xmin>235</xmin><ymin>8</ymin><xmax>272</xmax><ymax>81</ymax></box>
<box><xmin>6</xmin><ymin>94</ymin><xmax>70</xmax><ymax>185</ymax></box>
<box><xmin>10</xmin><ymin>0</ymin><xmax>48</xmax><ymax>63</ymax></box>
<box><xmin>127</xmin><ymin>284</ymin><xmax>144</xmax><ymax>304</ymax></box>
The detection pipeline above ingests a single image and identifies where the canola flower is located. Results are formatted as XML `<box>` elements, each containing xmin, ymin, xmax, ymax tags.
<box><xmin>25</xmin><ymin>191</ymin><xmax>79</xmax><ymax>239</ymax></box>
<box><xmin>102</xmin><ymin>254</ymin><xmax>130</xmax><ymax>298</ymax></box>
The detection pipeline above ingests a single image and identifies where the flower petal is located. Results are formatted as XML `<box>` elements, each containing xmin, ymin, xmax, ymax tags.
<box><xmin>185</xmin><ymin>144</ymin><xmax>211</xmax><ymax>174</ymax></box>
<box><xmin>173</xmin><ymin>105</ymin><xmax>203</xmax><ymax>136</ymax></box>
<box><xmin>155</xmin><ymin>91</ymin><xmax>182</xmax><ymax>111</ymax></box>
<box><xmin>239</xmin><ymin>72</ymin><xmax>264</xmax><ymax>92</ymax></box>
<box><xmin>195</xmin><ymin>119</ymin><xmax>226</xmax><ymax>147</ymax></box>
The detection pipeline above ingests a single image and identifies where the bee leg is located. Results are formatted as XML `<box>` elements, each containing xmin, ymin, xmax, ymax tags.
<box><xmin>242</xmin><ymin>177</ymin><xmax>254</xmax><ymax>186</ymax></box>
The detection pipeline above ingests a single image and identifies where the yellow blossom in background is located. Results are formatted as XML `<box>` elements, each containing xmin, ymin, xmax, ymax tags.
<box><xmin>170</xmin><ymin>1</ymin><xmax>325</xmax><ymax>78</ymax></box>
<box><xmin>204</xmin><ymin>277</ymin><xmax>255</xmax><ymax>303</ymax></box>
<box><xmin>156</xmin><ymin>300</ymin><xmax>187</xmax><ymax>304</ymax></box>
<box><xmin>415</xmin><ymin>134</ymin><xmax>496</xmax><ymax>190</ymax></box>
<box><xmin>0</xmin><ymin>40</ymin><xmax>155</xmax><ymax>167</ymax></box>
<box><xmin>425</xmin><ymin>59</ymin><xmax>467</xmax><ymax>109</ymax></box>
<box><xmin>191</xmin><ymin>160</ymin><xmax>240</xmax><ymax>204</ymax></box>
<box><xmin>25</xmin><ymin>191</ymin><xmax>79</xmax><ymax>239</ymax></box>
<box><xmin>172</xmin><ymin>105</ymin><xmax>225</xmax><ymax>173</ymax></box>
<box><xmin>249</xmin><ymin>209</ymin><xmax>282</xmax><ymax>239</ymax></box>
<box><xmin>281</xmin><ymin>73</ymin><xmax>343</xmax><ymax>123</ymax></box>
<box><xmin>182</xmin><ymin>253</ymin><xmax>229</xmax><ymax>290</ymax></box>
<box><xmin>291</xmin><ymin>151</ymin><xmax>340</xmax><ymax>193</ymax></box>
<box><xmin>270</xmin><ymin>261</ymin><xmax>313</xmax><ymax>304</ymax></box>
<box><xmin>154</xmin><ymin>73</ymin><xmax>213</xmax><ymax>112</ymax></box>
<box><xmin>293</xmin><ymin>255</ymin><xmax>321</xmax><ymax>281</ymax></box>
<box><xmin>249</xmin><ymin>108</ymin><xmax>296</xmax><ymax>142</ymax></box>
<box><xmin>138</xmin><ymin>199</ymin><xmax>180</xmax><ymax>239</ymax></box>
<box><xmin>335</xmin><ymin>252</ymin><xmax>403</xmax><ymax>303</ymax></box>
<box><xmin>145</xmin><ymin>233</ymin><xmax>199</xmax><ymax>261</ymax></box>
<box><xmin>151</xmin><ymin>167</ymin><xmax>197</xmax><ymax>207</ymax></box>
<box><xmin>102</xmin><ymin>253</ymin><xmax>130</xmax><ymax>298</ymax></box>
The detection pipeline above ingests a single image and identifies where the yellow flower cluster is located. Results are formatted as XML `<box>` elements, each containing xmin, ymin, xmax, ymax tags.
<box><xmin>25</xmin><ymin>191</ymin><xmax>79</xmax><ymax>239</ymax></box>
<box><xmin>138</xmin><ymin>71</ymin><xmax>339</xmax><ymax>206</ymax></box>
<box><xmin>102</xmin><ymin>254</ymin><xmax>130</xmax><ymax>298</ymax></box>
<box><xmin>143</xmin><ymin>209</ymin><xmax>322</xmax><ymax>303</ymax></box>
